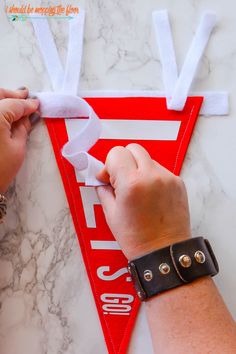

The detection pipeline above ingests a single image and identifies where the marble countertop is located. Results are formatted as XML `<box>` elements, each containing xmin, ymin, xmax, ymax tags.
<box><xmin>0</xmin><ymin>0</ymin><xmax>236</xmax><ymax>353</ymax></box>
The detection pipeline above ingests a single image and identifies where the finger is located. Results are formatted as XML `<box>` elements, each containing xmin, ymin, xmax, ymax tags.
<box><xmin>11</xmin><ymin>116</ymin><xmax>32</xmax><ymax>145</ymax></box>
<box><xmin>0</xmin><ymin>98</ymin><xmax>39</xmax><ymax>126</ymax></box>
<box><xmin>0</xmin><ymin>87</ymin><xmax>29</xmax><ymax>100</ymax></box>
<box><xmin>96</xmin><ymin>185</ymin><xmax>116</xmax><ymax>211</ymax></box>
<box><xmin>96</xmin><ymin>167</ymin><xmax>110</xmax><ymax>184</ymax></box>
<box><xmin>105</xmin><ymin>146</ymin><xmax>137</xmax><ymax>187</ymax></box>
<box><xmin>126</xmin><ymin>143</ymin><xmax>154</xmax><ymax>169</ymax></box>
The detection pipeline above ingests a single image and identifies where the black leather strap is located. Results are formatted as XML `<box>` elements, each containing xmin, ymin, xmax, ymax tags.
<box><xmin>128</xmin><ymin>237</ymin><xmax>219</xmax><ymax>301</ymax></box>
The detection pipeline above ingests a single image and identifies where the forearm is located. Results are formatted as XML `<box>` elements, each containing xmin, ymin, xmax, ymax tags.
<box><xmin>146</xmin><ymin>276</ymin><xmax>236</xmax><ymax>354</ymax></box>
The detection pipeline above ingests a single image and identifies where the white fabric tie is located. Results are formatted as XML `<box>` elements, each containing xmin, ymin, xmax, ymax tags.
<box><xmin>31</xmin><ymin>16</ymin><xmax>64</xmax><ymax>91</ymax></box>
<box><xmin>152</xmin><ymin>11</ymin><xmax>218</xmax><ymax>111</ymax></box>
<box><xmin>62</xmin><ymin>13</ymin><xmax>85</xmax><ymax>94</ymax></box>
<box><xmin>36</xmin><ymin>92</ymin><xmax>105</xmax><ymax>186</ymax></box>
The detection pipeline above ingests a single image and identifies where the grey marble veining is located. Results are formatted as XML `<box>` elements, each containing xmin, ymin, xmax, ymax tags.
<box><xmin>0</xmin><ymin>0</ymin><xmax>236</xmax><ymax>353</ymax></box>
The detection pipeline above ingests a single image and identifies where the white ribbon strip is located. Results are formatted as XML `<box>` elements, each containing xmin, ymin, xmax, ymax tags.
<box><xmin>77</xmin><ymin>90</ymin><xmax>229</xmax><ymax>116</ymax></box>
<box><xmin>152</xmin><ymin>11</ymin><xmax>218</xmax><ymax>111</ymax></box>
<box><xmin>32</xmin><ymin>89</ymin><xmax>229</xmax><ymax>117</ymax></box>
<box><xmin>169</xmin><ymin>12</ymin><xmax>217</xmax><ymax>110</ymax></box>
<box><xmin>36</xmin><ymin>90</ymin><xmax>229</xmax><ymax>117</ymax></box>
<box><xmin>62</xmin><ymin>10</ymin><xmax>85</xmax><ymax>94</ymax></box>
<box><xmin>152</xmin><ymin>10</ymin><xmax>178</xmax><ymax>105</ymax></box>
<box><xmin>31</xmin><ymin>16</ymin><xmax>64</xmax><ymax>92</ymax></box>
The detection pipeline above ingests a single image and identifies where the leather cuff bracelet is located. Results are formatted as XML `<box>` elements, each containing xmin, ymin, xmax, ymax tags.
<box><xmin>128</xmin><ymin>237</ymin><xmax>219</xmax><ymax>301</ymax></box>
<box><xmin>0</xmin><ymin>194</ymin><xmax>7</xmax><ymax>224</ymax></box>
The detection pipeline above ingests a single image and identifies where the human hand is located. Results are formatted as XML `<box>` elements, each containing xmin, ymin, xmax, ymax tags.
<box><xmin>96</xmin><ymin>144</ymin><xmax>191</xmax><ymax>260</ymax></box>
<box><xmin>0</xmin><ymin>88</ymin><xmax>40</xmax><ymax>193</ymax></box>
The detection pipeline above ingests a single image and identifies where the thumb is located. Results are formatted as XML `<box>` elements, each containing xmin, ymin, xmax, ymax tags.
<box><xmin>0</xmin><ymin>98</ymin><xmax>39</xmax><ymax>126</ymax></box>
<box><xmin>96</xmin><ymin>185</ymin><xmax>116</xmax><ymax>214</ymax></box>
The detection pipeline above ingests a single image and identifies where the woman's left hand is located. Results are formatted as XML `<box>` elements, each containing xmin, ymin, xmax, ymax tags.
<box><xmin>0</xmin><ymin>88</ymin><xmax>39</xmax><ymax>193</ymax></box>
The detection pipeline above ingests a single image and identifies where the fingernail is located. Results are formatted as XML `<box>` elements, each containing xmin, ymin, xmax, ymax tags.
<box><xmin>29</xmin><ymin>112</ymin><xmax>41</xmax><ymax>125</ymax></box>
<box><xmin>28</xmin><ymin>95</ymin><xmax>38</xmax><ymax>99</ymax></box>
<box><xmin>17</xmin><ymin>86</ymin><xmax>27</xmax><ymax>90</ymax></box>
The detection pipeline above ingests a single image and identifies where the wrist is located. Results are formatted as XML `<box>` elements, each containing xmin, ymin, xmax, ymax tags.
<box><xmin>125</xmin><ymin>231</ymin><xmax>191</xmax><ymax>261</ymax></box>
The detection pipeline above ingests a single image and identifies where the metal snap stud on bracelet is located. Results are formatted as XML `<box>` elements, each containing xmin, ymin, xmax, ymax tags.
<box><xmin>159</xmin><ymin>263</ymin><xmax>171</xmax><ymax>275</ymax></box>
<box><xmin>179</xmin><ymin>255</ymin><xmax>192</xmax><ymax>268</ymax></box>
<box><xmin>143</xmin><ymin>270</ymin><xmax>153</xmax><ymax>281</ymax></box>
<box><xmin>194</xmin><ymin>250</ymin><xmax>206</xmax><ymax>264</ymax></box>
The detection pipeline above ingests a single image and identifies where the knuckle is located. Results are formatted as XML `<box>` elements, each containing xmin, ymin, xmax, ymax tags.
<box><xmin>1</xmin><ymin>109</ymin><xmax>15</xmax><ymax>125</ymax></box>
<box><xmin>174</xmin><ymin>176</ymin><xmax>185</xmax><ymax>188</ymax></box>
<box><xmin>109</xmin><ymin>174</ymin><xmax>117</xmax><ymax>188</ymax></box>
<box><xmin>2</xmin><ymin>99</ymin><xmax>24</xmax><ymax>122</ymax></box>
<box><xmin>126</xmin><ymin>143</ymin><xmax>140</xmax><ymax>149</ymax></box>
<box><xmin>108</xmin><ymin>146</ymin><xmax>125</xmax><ymax>156</ymax></box>
<box><xmin>163</xmin><ymin>174</ymin><xmax>186</xmax><ymax>192</ymax></box>
<box><xmin>106</xmin><ymin>146</ymin><xmax>125</xmax><ymax>164</ymax></box>
<box><xmin>152</xmin><ymin>174</ymin><xmax>165</xmax><ymax>190</ymax></box>
<box><xmin>0</xmin><ymin>88</ymin><xmax>5</xmax><ymax>98</ymax></box>
<box><xmin>125</xmin><ymin>175</ymin><xmax>145</xmax><ymax>197</ymax></box>
<box><xmin>147</xmin><ymin>169</ymin><xmax>176</xmax><ymax>189</ymax></box>
<box><xmin>147</xmin><ymin>168</ymin><xmax>163</xmax><ymax>185</ymax></box>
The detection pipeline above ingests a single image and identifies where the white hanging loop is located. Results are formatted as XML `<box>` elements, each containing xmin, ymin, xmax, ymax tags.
<box><xmin>169</xmin><ymin>12</ymin><xmax>217</xmax><ymax>111</ymax></box>
<box><xmin>62</xmin><ymin>10</ymin><xmax>85</xmax><ymax>94</ymax></box>
<box><xmin>152</xmin><ymin>11</ymin><xmax>217</xmax><ymax>111</ymax></box>
<box><xmin>152</xmin><ymin>10</ymin><xmax>178</xmax><ymax>106</ymax></box>
<box><xmin>31</xmin><ymin>16</ymin><xmax>64</xmax><ymax>91</ymax></box>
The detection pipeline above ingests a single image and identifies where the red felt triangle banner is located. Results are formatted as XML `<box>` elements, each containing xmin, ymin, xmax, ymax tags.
<box><xmin>45</xmin><ymin>96</ymin><xmax>203</xmax><ymax>354</ymax></box>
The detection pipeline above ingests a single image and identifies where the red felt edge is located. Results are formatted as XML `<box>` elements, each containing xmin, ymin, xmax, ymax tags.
<box><xmin>45</xmin><ymin>118</ymin><xmax>140</xmax><ymax>354</ymax></box>
<box><xmin>172</xmin><ymin>97</ymin><xmax>203</xmax><ymax>175</ymax></box>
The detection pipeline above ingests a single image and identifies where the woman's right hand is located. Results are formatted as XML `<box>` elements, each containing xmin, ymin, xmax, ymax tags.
<box><xmin>96</xmin><ymin>144</ymin><xmax>191</xmax><ymax>260</ymax></box>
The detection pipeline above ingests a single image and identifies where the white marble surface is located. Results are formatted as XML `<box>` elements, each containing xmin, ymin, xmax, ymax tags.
<box><xmin>0</xmin><ymin>0</ymin><xmax>236</xmax><ymax>353</ymax></box>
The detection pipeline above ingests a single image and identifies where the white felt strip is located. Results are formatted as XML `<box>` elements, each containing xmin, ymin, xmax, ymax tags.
<box><xmin>90</xmin><ymin>241</ymin><xmax>121</xmax><ymax>250</ymax></box>
<box><xmin>62</xmin><ymin>10</ymin><xmax>85</xmax><ymax>94</ymax></box>
<box><xmin>169</xmin><ymin>12</ymin><xmax>217</xmax><ymax>111</ymax></box>
<box><xmin>77</xmin><ymin>90</ymin><xmax>229</xmax><ymax>116</ymax></box>
<box><xmin>80</xmin><ymin>187</ymin><xmax>101</xmax><ymax>228</ymax></box>
<box><xmin>66</xmin><ymin>119</ymin><xmax>181</xmax><ymax>141</ymax></box>
<box><xmin>197</xmin><ymin>91</ymin><xmax>229</xmax><ymax>116</ymax></box>
<box><xmin>31</xmin><ymin>17</ymin><xmax>64</xmax><ymax>91</ymax></box>
<box><xmin>34</xmin><ymin>90</ymin><xmax>229</xmax><ymax>117</ymax></box>
<box><xmin>152</xmin><ymin>10</ymin><xmax>178</xmax><ymax>104</ymax></box>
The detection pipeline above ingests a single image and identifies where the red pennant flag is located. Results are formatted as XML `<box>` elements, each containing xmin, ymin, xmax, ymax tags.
<box><xmin>45</xmin><ymin>96</ymin><xmax>203</xmax><ymax>354</ymax></box>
